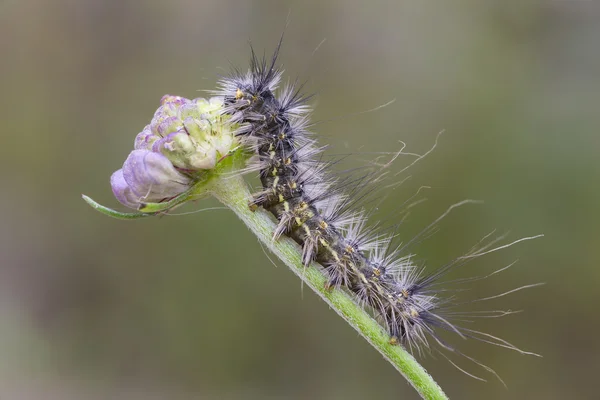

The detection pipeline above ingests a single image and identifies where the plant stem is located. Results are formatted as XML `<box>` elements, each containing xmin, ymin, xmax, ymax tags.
<box><xmin>210</xmin><ymin>174</ymin><xmax>449</xmax><ymax>400</ymax></box>
<box><xmin>82</xmin><ymin>149</ymin><xmax>448</xmax><ymax>399</ymax></box>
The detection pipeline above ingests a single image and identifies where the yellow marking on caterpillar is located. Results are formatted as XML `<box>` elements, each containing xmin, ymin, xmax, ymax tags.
<box><xmin>359</xmin><ymin>272</ymin><xmax>369</xmax><ymax>284</ymax></box>
<box><xmin>401</xmin><ymin>289</ymin><xmax>409</xmax><ymax>298</ymax></box>
<box><xmin>235</xmin><ymin>88</ymin><xmax>243</xmax><ymax>99</ymax></box>
<box><xmin>347</xmin><ymin>261</ymin><xmax>361</xmax><ymax>276</ymax></box>
<box><xmin>284</xmin><ymin>157</ymin><xmax>292</xmax><ymax>165</ymax></box>
<box><xmin>279</xmin><ymin>132</ymin><xmax>286</xmax><ymax>139</ymax></box>
<box><xmin>319</xmin><ymin>220</ymin><xmax>328</xmax><ymax>229</ymax></box>
<box><xmin>329</xmin><ymin>252</ymin><xmax>341</xmax><ymax>263</ymax></box>
<box><xmin>278</xmin><ymin>194</ymin><xmax>285</xmax><ymax>203</ymax></box>
<box><xmin>329</xmin><ymin>250</ymin><xmax>340</xmax><ymax>263</ymax></box>
<box><xmin>319</xmin><ymin>237</ymin><xmax>340</xmax><ymax>262</ymax></box>
<box><xmin>272</xmin><ymin>176</ymin><xmax>279</xmax><ymax>189</ymax></box>
<box><xmin>291</xmin><ymin>206</ymin><xmax>313</xmax><ymax>228</ymax></box>
<box><xmin>410</xmin><ymin>308</ymin><xmax>419</xmax><ymax>318</ymax></box>
<box><xmin>373</xmin><ymin>268</ymin><xmax>381</xmax><ymax>277</ymax></box>
<box><xmin>269</xmin><ymin>151</ymin><xmax>276</xmax><ymax>159</ymax></box>
<box><xmin>303</xmin><ymin>224</ymin><xmax>311</xmax><ymax>236</ymax></box>
<box><xmin>289</xmin><ymin>181</ymin><xmax>297</xmax><ymax>189</ymax></box>
<box><xmin>283</xmin><ymin>201</ymin><xmax>290</xmax><ymax>212</ymax></box>
<box><xmin>373</xmin><ymin>282</ymin><xmax>387</xmax><ymax>297</ymax></box>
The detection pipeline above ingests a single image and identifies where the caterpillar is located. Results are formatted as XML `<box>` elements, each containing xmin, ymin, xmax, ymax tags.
<box><xmin>96</xmin><ymin>36</ymin><xmax>542</xmax><ymax>385</ymax></box>
<box><xmin>212</xmin><ymin>39</ymin><xmax>540</xmax><ymax>380</ymax></box>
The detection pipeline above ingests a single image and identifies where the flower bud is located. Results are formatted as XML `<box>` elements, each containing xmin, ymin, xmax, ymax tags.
<box><xmin>112</xmin><ymin>149</ymin><xmax>190</xmax><ymax>208</ymax></box>
<box><xmin>110</xmin><ymin>169</ymin><xmax>140</xmax><ymax>209</ymax></box>
<box><xmin>177</xmin><ymin>101</ymin><xmax>202</xmax><ymax>121</ymax></box>
<box><xmin>151</xmin><ymin>115</ymin><xmax>181</xmax><ymax>137</ymax></box>
<box><xmin>160</xmin><ymin>94</ymin><xmax>188</xmax><ymax>111</ymax></box>
<box><xmin>110</xmin><ymin>94</ymin><xmax>238</xmax><ymax>209</ymax></box>
<box><xmin>152</xmin><ymin>130</ymin><xmax>199</xmax><ymax>169</ymax></box>
<box><xmin>134</xmin><ymin>125</ymin><xmax>160</xmax><ymax>150</ymax></box>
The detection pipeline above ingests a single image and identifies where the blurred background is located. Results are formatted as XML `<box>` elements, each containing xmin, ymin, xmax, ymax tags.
<box><xmin>1</xmin><ymin>1</ymin><xmax>598</xmax><ymax>399</ymax></box>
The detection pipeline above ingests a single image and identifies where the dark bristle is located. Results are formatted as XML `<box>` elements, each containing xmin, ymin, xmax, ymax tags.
<box><xmin>212</xmin><ymin>41</ymin><xmax>540</xmax><ymax>382</ymax></box>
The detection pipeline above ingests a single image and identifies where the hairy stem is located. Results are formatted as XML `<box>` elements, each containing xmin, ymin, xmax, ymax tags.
<box><xmin>83</xmin><ymin>150</ymin><xmax>448</xmax><ymax>399</ymax></box>
<box><xmin>210</xmin><ymin>174</ymin><xmax>449</xmax><ymax>400</ymax></box>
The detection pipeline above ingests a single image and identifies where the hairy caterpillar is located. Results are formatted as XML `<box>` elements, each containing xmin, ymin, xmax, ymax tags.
<box><xmin>212</xmin><ymin>38</ymin><xmax>541</xmax><ymax>382</ymax></box>
<box><xmin>92</xmin><ymin>35</ymin><xmax>542</xmax><ymax>387</ymax></box>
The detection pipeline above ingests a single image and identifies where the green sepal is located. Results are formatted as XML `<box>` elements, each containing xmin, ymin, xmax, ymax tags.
<box><xmin>81</xmin><ymin>195</ymin><xmax>153</xmax><ymax>220</ymax></box>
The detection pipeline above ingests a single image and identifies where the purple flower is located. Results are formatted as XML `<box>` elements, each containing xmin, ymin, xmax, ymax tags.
<box><xmin>159</xmin><ymin>94</ymin><xmax>188</xmax><ymax>110</ymax></box>
<box><xmin>110</xmin><ymin>169</ymin><xmax>140</xmax><ymax>209</ymax></box>
<box><xmin>109</xmin><ymin>94</ymin><xmax>237</xmax><ymax>209</ymax></box>
<box><xmin>111</xmin><ymin>150</ymin><xmax>191</xmax><ymax>209</ymax></box>
<box><xmin>134</xmin><ymin>125</ymin><xmax>158</xmax><ymax>150</ymax></box>
<box><xmin>151</xmin><ymin>115</ymin><xmax>181</xmax><ymax>137</ymax></box>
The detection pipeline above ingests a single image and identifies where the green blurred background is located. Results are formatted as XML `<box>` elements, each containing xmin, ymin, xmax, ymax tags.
<box><xmin>1</xmin><ymin>1</ymin><xmax>598</xmax><ymax>399</ymax></box>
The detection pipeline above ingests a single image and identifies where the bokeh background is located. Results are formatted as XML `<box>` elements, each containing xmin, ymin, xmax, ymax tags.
<box><xmin>1</xmin><ymin>1</ymin><xmax>598</xmax><ymax>399</ymax></box>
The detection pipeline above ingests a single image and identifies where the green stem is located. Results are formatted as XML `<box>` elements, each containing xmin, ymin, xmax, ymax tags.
<box><xmin>83</xmin><ymin>148</ymin><xmax>447</xmax><ymax>399</ymax></box>
<box><xmin>210</xmin><ymin>174</ymin><xmax>449</xmax><ymax>400</ymax></box>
